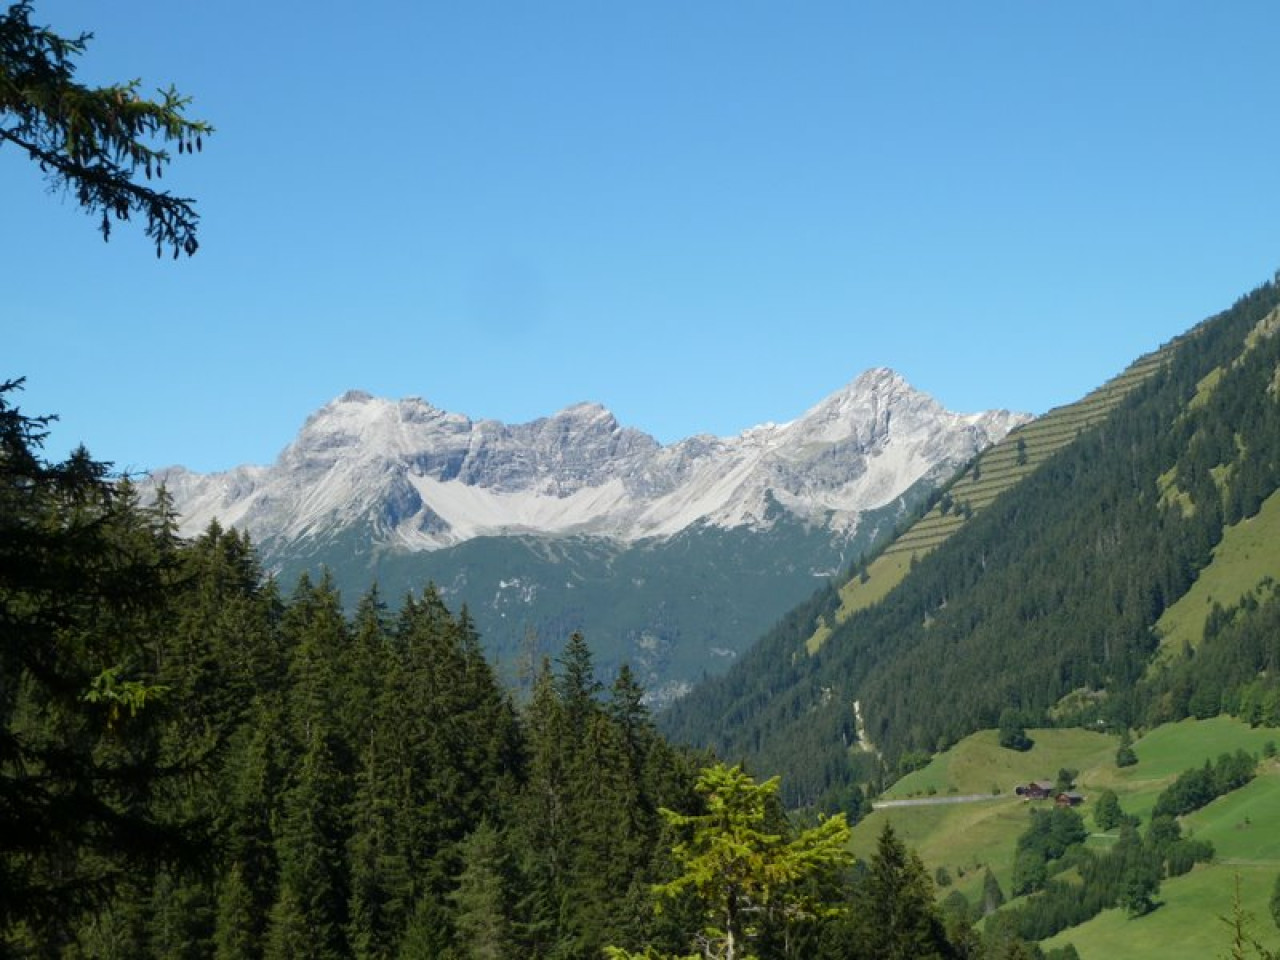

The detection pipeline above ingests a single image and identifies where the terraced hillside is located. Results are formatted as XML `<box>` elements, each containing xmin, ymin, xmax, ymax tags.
<box><xmin>808</xmin><ymin>347</ymin><xmax>1174</xmax><ymax>652</ymax></box>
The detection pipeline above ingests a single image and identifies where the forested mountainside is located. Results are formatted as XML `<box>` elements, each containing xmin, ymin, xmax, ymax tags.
<box><xmin>270</xmin><ymin>494</ymin><xmax>918</xmax><ymax>707</ymax></box>
<box><xmin>663</xmin><ymin>276</ymin><xmax>1280</xmax><ymax>810</ymax></box>
<box><xmin>3</xmin><ymin>383</ymin><xmax>1069</xmax><ymax>960</ymax></box>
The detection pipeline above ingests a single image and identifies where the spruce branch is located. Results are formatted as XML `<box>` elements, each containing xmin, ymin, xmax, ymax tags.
<box><xmin>0</xmin><ymin>1</ymin><xmax>212</xmax><ymax>257</ymax></box>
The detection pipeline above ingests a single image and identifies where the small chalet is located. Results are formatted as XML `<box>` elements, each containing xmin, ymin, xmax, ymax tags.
<box><xmin>1055</xmin><ymin>791</ymin><xmax>1085</xmax><ymax>807</ymax></box>
<box><xmin>1014</xmin><ymin>780</ymin><xmax>1055</xmax><ymax>800</ymax></box>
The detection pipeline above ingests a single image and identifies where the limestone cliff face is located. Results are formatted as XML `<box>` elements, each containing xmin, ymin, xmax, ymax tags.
<box><xmin>151</xmin><ymin>369</ymin><xmax>1028</xmax><ymax>555</ymax></box>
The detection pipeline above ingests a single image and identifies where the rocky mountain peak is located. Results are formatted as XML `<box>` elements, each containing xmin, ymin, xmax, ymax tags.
<box><xmin>151</xmin><ymin>371</ymin><xmax>1029</xmax><ymax>553</ymax></box>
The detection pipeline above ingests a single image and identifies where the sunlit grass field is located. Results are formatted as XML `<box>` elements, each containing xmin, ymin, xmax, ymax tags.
<box><xmin>852</xmin><ymin>717</ymin><xmax>1280</xmax><ymax>958</ymax></box>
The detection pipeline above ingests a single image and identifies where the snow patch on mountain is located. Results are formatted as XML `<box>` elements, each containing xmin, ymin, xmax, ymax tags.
<box><xmin>150</xmin><ymin>369</ymin><xmax>1029</xmax><ymax>553</ymax></box>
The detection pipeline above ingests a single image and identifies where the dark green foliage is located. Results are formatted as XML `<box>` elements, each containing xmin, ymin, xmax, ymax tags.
<box><xmin>1011</xmin><ymin>808</ymin><xmax>1087</xmax><ymax>896</ymax></box>
<box><xmin>1271</xmin><ymin>872</ymin><xmax>1280</xmax><ymax>931</ymax></box>
<box><xmin>213</xmin><ymin>864</ymin><xmax>256</xmax><ymax>960</ymax></box>
<box><xmin>839</xmin><ymin>823</ymin><xmax>954</xmax><ymax>960</ymax></box>
<box><xmin>982</xmin><ymin>913</ymin><xmax>1046</xmax><ymax>960</ymax></box>
<box><xmin>0</xmin><ymin>2</ymin><xmax>212</xmax><ymax>256</ymax></box>
<box><xmin>262</xmin><ymin>885</ymin><xmax>312</xmax><ymax>960</ymax></box>
<box><xmin>1115</xmin><ymin>730</ymin><xmax>1138</xmax><ymax>768</ymax></box>
<box><xmin>556</xmin><ymin>630</ymin><xmax>602</xmax><ymax>727</ymax></box>
<box><xmin>450</xmin><ymin>821</ymin><xmax>520</xmax><ymax>960</ymax></box>
<box><xmin>147</xmin><ymin>869</ymin><xmax>214</xmax><ymax>959</ymax></box>
<box><xmin>1151</xmin><ymin>751</ymin><xmax>1257</xmax><ymax>819</ymax></box>
<box><xmin>996</xmin><ymin>802</ymin><xmax>1216</xmax><ymax>943</ymax></box>
<box><xmin>270</xmin><ymin>732</ymin><xmax>349</xmax><ymax>959</ymax></box>
<box><xmin>940</xmin><ymin>888</ymin><xmax>969</xmax><ymax>920</ymax></box>
<box><xmin>998</xmin><ymin>710</ymin><xmax>1033</xmax><ymax>752</ymax></box>
<box><xmin>277</xmin><ymin>490</ymin><xmax>925</xmax><ymax>706</ymax></box>
<box><xmin>1150</xmin><ymin>816</ymin><xmax>1213</xmax><ymax>879</ymax></box>
<box><xmin>0</xmin><ymin>377</ymin><xmax>716</xmax><ymax>958</ymax></box>
<box><xmin>0</xmin><ymin>382</ymin><xmax>195</xmax><ymax>949</ymax></box>
<box><xmin>1148</xmin><ymin>582</ymin><xmax>1280</xmax><ymax>730</ymax></box>
<box><xmin>1092</xmin><ymin>789</ymin><xmax>1126</xmax><ymax>831</ymax></box>
<box><xmin>1118</xmin><ymin>858</ymin><xmax>1160</xmax><ymax>917</ymax></box>
<box><xmin>981</xmin><ymin>867</ymin><xmax>1005</xmax><ymax>917</ymax></box>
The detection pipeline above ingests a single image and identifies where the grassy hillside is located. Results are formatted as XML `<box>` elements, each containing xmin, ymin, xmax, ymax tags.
<box><xmin>1041</xmin><ymin>767</ymin><xmax>1280</xmax><ymax>960</ymax></box>
<box><xmin>852</xmin><ymin>718</ymin><xmax>1280</xmax><ymax>959</ymax></box>
<box><xmin>851</xmin><ymin>729</ymin><xmax>1118</xmax><ymax>904</ymax></box>
<box><xmin>1152</xmin><ymin>485</ymin><xmax>1280</xmax><ymax>661</ymax></box>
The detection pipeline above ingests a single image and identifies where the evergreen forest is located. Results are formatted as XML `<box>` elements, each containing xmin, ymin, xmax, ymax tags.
<box><xmin>2</xmin><ymin>380</ymin><xmax>1067</xmax><ymax>958</ymax></box>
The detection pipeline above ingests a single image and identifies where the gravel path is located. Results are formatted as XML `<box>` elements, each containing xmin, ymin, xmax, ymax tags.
<box><xmin>872</xmin><ymin>793</ymin><xmax>1005</xmax><ymax>809</ymax></box>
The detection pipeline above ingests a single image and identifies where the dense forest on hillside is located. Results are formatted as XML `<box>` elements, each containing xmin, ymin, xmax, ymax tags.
<box><xmin>1</xmin><ymin>381</ymin><xmax>685</xmax><ymax>957</ymax></box>
<box><xmin>663</xmin><ymin>278</ymin><xmax>1280</xmax><ymax>809</ymax></box>
<box><xmin>5</xmin><ymin>382</ymin><xmax>1081</xmax><ymax>959</ymax></box>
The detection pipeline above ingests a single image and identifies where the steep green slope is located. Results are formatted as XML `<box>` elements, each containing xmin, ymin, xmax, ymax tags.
<box><xmin>1152</xmin><ymin>473</ymin><xmax>1280</xmax><ymax>661</ymax></box>
<box><xmin>269</xmin><ymin>484</ymin><xmax>928</xmax><ymax>704</ymax></box>
<box><xmin>1042</xmin><ymin>862</ymin><xmax>1277</xmax><ymax>960</ymax></box>
<box><xmin>662</xmin><ymin>277</ymin><xmax>1280</xmax><ymax>809</ymax></box>
<box><xmin>851</xmin><ymin>719</ymin><xmax>1280</xmax><ymax>959</ymax></box>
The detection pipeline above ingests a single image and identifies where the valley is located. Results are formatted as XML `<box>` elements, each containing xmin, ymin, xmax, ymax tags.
<box><xmin>9</xmin><ymin>3</ymin><xmax>1280</xmax><ymax>955</ymax></box>
<box><xmin>856</xmin><ymin>718</ymin><xmax>1280</xmax><ymax>959</ymax></box>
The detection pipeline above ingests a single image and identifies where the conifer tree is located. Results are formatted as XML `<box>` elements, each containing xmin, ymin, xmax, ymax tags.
<box><xmin>1115</xmin><ymin>729</ymin><xmax>1138</xmax><ymax>768</ymax></box>
<box><xmin>346</xmin><ymin>727</ymin><xmax>412</xmax><ymax>960</ymax></box>
<box><xmin>342</xmin><ymin>586</ymin><xmax>390</xmax><ymax>749</ymax></box>
<box><xmin>1</xmin><ymin>1</ymin><xmax>212</xmax><ymax>255</ymax></box>
<box><xmin>516</xmin><ymin>659</ymin><xmax>575</xmax><ymax>954</ymax></box>
<box><xmin>282</xmin><ymin>572</ymin><xmax>350</xmax><ymax>753</ymax></box>
<box><xmin>147</xmin><ymin>868</ymin><xmax>214</xmax><ymax>958</ymax></box>
<box><xmin>396</xmin><ymin>894</ymin><xmax>456</xmax><ymax>959</ymax></box>
<box><xmin>557</xmin><ymin>631</ymin><xmax>603</xmax><ymax>731</ymax></box>
<box><xmin>451</xmin><ymin>821</ymin><xmax>521</xmax><ymax>960</ymax></box>
<box><xmin>267</xmin><ymin>730</ymin><xmax>348</xmax><ymax>960</ymax></box>
<box><xmin>217</xmin><ymin>697</ymin><xmax>289</xmax><ymax>956</ymax></box>
<box><xmin>262</xmin><ymin>886</ymin><xmax>310</xmax><ymax>960</ymax></box>
<box><xmin>0</xmin><ymin>382</ymin><xmax>190</xmax><ymax>945</ymax></box>
<box><xmin>1093</xmin><ymin>789</ymin><xmax>1125</xmax><ymax>831</ymax></box>
<box><xmin>611</xmin><ymin>763</ymin><xmax>852</xmax><ymax>960</ymax></box>
<box><xmin>392</xmin><ymin>589</ymin><xmax>508</xmax><ymax>894</ymax></box>
<box><xmin>609</xmin><ymin>664</ymin><xmax>655</xmax><ymax>774</ymax></box>
<box><xmin>1220</xmin><ymin>873</ymin><xmax>1278</xmax><ymax>960</ymax></box>
<box><xmin>213</xmin><ymin>864</ymin><xmax>257</xmax><ymax>960</ymax></box>
<box><xmin>848</xmin><ymin>823</ymin><xmax>951</xmax><ymax>960</ymax></box>
<box><xmin>567</xmin><ymin>710</ymin><xmax>649</xmax><ymax>954</ymax></box>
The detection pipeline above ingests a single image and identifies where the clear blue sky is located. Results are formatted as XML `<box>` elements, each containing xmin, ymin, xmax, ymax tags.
<box><xmin>6</xmin><ymin>2</ymin><xmax>1279</xmax><ymax>474</ymax></box>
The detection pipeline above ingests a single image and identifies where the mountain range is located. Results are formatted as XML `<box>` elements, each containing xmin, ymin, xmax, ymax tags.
<box><xmin>150</xmin><ymin>368</ymin><xmax>1026</xmax><ymax>701</ymax></box>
